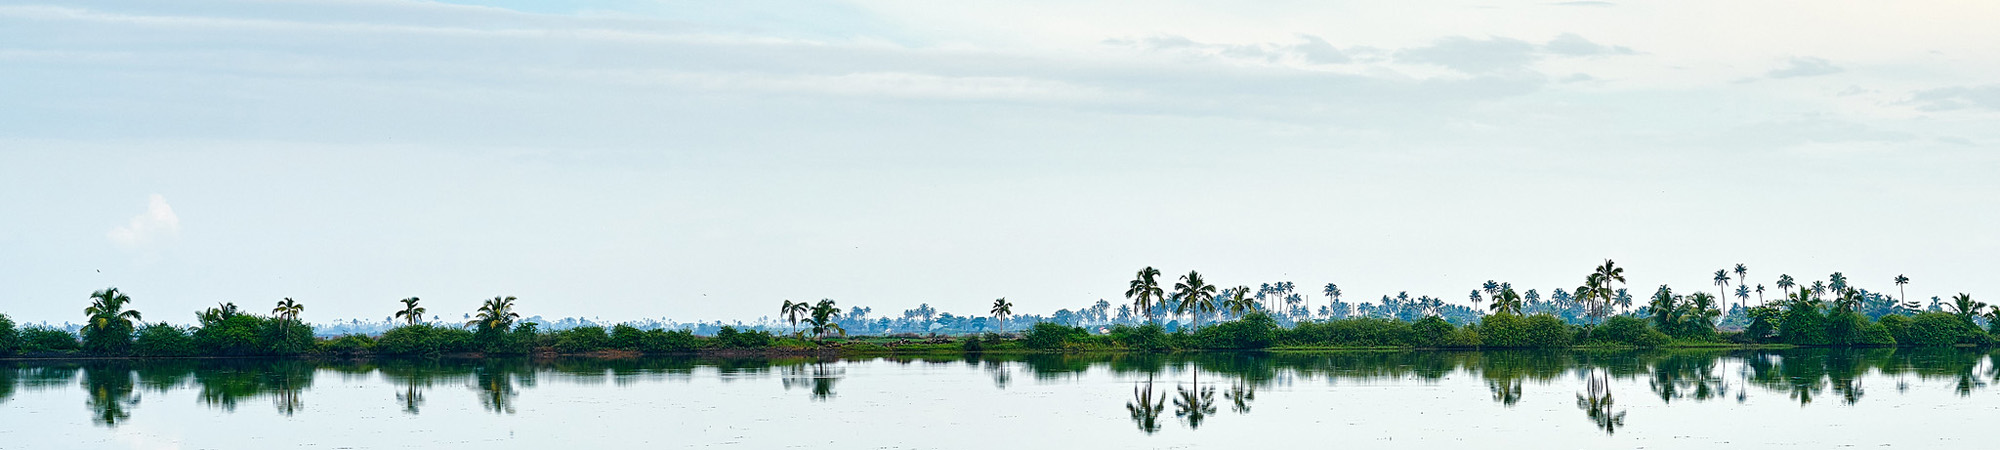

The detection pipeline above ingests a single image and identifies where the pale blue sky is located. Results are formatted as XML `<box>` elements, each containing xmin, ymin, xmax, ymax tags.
<box><xmin>2</xmin><ymin>0</ymin><xmax>1996</xmax><ymax>324</ymax></box>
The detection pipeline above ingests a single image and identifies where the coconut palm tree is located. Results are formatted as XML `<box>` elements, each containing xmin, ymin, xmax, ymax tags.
<box><xmin>1482</xmin><ymin>280</ymin><xmax>1501</xmax><ymax>303</ymax></box>
<box><xmin>83</xmin><ymin>287</ymin><xmax>142</xmax><ymax>336</ymax></box>
<box><xmin>1829</xmin><ymin>272</ymin><xmax>1848</xmax><ymax>294</ymax></box>
<box><xmin>1222</xmin><ymin>287</ymin><xmax>1257</xmax><ymax>318</ymax></box>
<box><xmin>394</xmin><ymin>297</ymin><xmax>426</xmax><ymax>326</ymax></box>
<box><xmin>1735</xmin><ymin>285</ymin><xmax>1751</xmax><ymax>307</ymax></box>
<box><xmin>1756</xmin><ymin>284</ymin><xmax>1767</xmax><ymax>305</ymax></box>
<box><xmin>1127</xmin><ymin>267</ymin><xmax>1165</xmax><ymax>324</ymax></box>
<box><xmin>1947</xmin><ymin>293</ymin><xmax>1985</xmax><ymax>323</ymax></box>
<box><xmin>1810</xmin><ymin>281</ymin><xmax>1827</xmax><ymax>301</ymax></box>
<box><xmin>780</xmin><ymin>300</ymin><xmax>809</xmax><ymax>336</ymax></box>
<box><xmin>990</xmin><ymin>298</ymin><xmax>1013</xmax><ymax>332</ymax></box>
<box><xmin>805</xmin><ymin>299</ymin><xmax>843</xmax><ymax>342</ymax></box>
<box><xmin>1776</xmin><ymin>274</ymin><xmax>1797</xmax><ymax>297</ymax></box>
<box><xmin>468</xmin><ymin>296</ymin><xmax>521</xmax><ymax>332</ymax></box>
<box><xmin>1713</xmin><ymin>269</ymin><xmax>1732</xmax><ymax>310</ymax></box>
<box><xmin>1490</xmin><ymin>286</ymin><xmax>1524</xmax><ymax>315</ymax></box>
<box><xmin>1596</xmin><ymin>259</ymin><xmax>1627</xmax><ymax>311</ymax></box>
<box><xmin>1733</xmin><ymin>263</ymin><xmax>1748</xmax><ymax>288</ymax></box>
<box><xmin>1173</xmin><ymin>271</ymin><xmax>1218</xmax><ymax>330</ymax></box>
<box><xmin>1322</xmin><ymin>283</ymin><xmax>1341</xmax><ymax>305</ymax></box>
<box><xmin>1894</xmin><ymin>275</ymin><xmax>1911</xmax><ymax>305</ymax></box>
<box><xmin>272</xmin><ymin>297</ymin><xmax>305</xmax><ymax>335</ymax></box>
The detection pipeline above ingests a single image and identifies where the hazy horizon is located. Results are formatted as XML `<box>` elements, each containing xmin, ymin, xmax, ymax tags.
<box><xmin>3</xmin><ymin>0</ymin><xmax>1997</xmax><ymax>324</ymax></box>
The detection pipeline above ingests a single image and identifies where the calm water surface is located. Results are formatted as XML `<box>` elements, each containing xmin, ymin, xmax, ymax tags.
<box><xmin>3</xmin><ymin>349</ymin><xmax>1996</xmax><ymax>449</ymax></box>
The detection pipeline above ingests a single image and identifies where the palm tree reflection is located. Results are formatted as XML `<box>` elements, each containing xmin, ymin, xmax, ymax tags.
<box><xmin>1488</xmin><ymin>379</ymin><xmax>1523</xmax><ymax>406</ymax></box>
<box><xmin>1225</xmin><ymin>382</ymin><xmax>1255</xmax><ymax>414</ymax></box>
<box><xmin>82</xmin><ymin>365</ymin><xmax>138</xmax><ymax>427</ymax></box>
<box><xmin>1173</xmin><ymin>384</ymin><xmax>1216</xmax><ymax>430</ymax></box>
<box><xmin>780</xmin><ymin>361</ymin><xmax>842</xmax><ymax>401</ymax></box>
<box><xmin>1126</xmin><ymin>378</ymin><xmax>1166</xmax><ymax>434</ymax></box>
<box><xmin>1575</xmin><ymin>368</ymin><xmax>1624</xmax><ymax>435</ymax></box>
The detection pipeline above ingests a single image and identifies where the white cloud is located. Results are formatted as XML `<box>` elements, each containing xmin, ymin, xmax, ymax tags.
<box><xmin>108</xmin><ymin>194</ymin><xmax>180</xmax><ymax>248</ymax></box>
<box><xmin>1767</xmin><ymin>57</ymin><xmax>1842</xmax><ymax>78</ymax></box>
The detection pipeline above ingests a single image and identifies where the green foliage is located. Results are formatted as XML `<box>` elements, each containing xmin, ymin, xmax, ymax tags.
<box><xmin>377</xmin><ymin>324</ymin><xmax>475</xmax><ymax>356</ymax></box>
<box><xmin>713</xmin><ymin>326</ymin><xmax>774</xmax><ymax>349</ymax></box>
<box><xmin>0</xmin><ymin>314</ymin><xmax>16</xmax><ymax>355</ymax></box>
<box><xmin>1022</xmin><ymin>322</ymin><xmax>1090</xmax><ymax>350</ymax></box>
<box><xmin>131</xmin><ymin>323</ymin><xmax>196</xmax><ymax>356</ymax></box>
<box><xmin>80</xmin><ymin>320</ymin><xmax>135</xmax><ymax>355</ymax></box>
<box><xmin>261</xmin><ymin>319</ymin><xmax>316</xmax><ymax>355</ymax></box>
<box><xmin>1190</xmin><ymin>312</ymin><xmax>1279</xmax><ymax>349</ymax></box>
<box><xmin>18</xmin><ymin>327</ymin><xmax>79</xmax><ymax>353</ymax></box>
<box><xmin>1409</xmin><ymin>316</ymin><xmax>1456</xmax><ymax>347</ymax></box>
<box><xmin>193</xmin><ymin>315</ymin><xmax>267</xmax><ymax>356</ymax></box>
<box><xmin>1899</xmin><ymin>312</ymin><xmax>1986</xmax><ymax>346</ymax></box>
<box><xmin>1742</xmin><ymin>306</ymin><xmax>1782</xmax><ymax>343</ymax></box>
<box><xmin>1778</xmin><ymin>304</ymin><xmax>1830</xmax><ymax>346</ymax></box>
<box><xmin>318</xmin><ymin>334</ymin><xmax>376</xmax><ymax>356</ymax></box>
<box><xmin>551</xmin><ymin>326</ymin><xmax>610</xmax><ymax>353</ymax></box>
<box><xmin>1282</xmin><ymin>318</ymin><xmax>1414</xmax><ymax>347</ymax></box>
<box><xmin>1108</xmin><ymin>323</ymin><xmax>1170</xmax><ymax>352</ymax></box>
<box><xmin>609</xmin><ymin>324</ymin><xmax>644</xmax><ymax>350</ymax></box>
<box><xmin>1877</xmin><ymin>314</ymin><xmax>1912</xmax><ymax>342</ymax></box>
<box><xmin>1590</xmin><ymin>316</ymin><xmax>1669</xmax><ymax>347</ymax></box>
<box><xmin>1825</xmin><ymin>310</ymin><xmax>1895</xmax><ymax>346</ymax></box>
<box><xmin>1479</xmin><ymin>314</ymin><xmax>1574</xmax><ymax>348</ymax></box>
<box><xmin>639</xmin><ymin>328</ymin><xmax>700</xmax><ymax>352</ymax></box>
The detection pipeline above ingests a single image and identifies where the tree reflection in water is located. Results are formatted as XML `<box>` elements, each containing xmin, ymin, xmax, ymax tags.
<box><xmin>1225</xmin><ymin>382</ymin><xmax>1255</xmax><ymax>414</ymax></box>
<box><xmin>1126</xmin><ymin>377</ymin><xmax>1166</xmax><ymax>434</ymax></box>
<box><xmin>472</xmin><ymin>362</ymin><xmax>533</xmax><ymax>414</ymax></box>
<box><xmin>1575</xmin><ymin>368</ymin><xmax>1624</xmax><ymax>435</ymax></box>
<box><xmin>1173</xmin><ymin>384</ymin><xmax>1216</xmax><ymax>430</ymax></box>
<box><xmin>780</xmin><ymin>360</ymin><xmax>842</xmax><ymax>401</ymax></box>
<box><xmin>81</xmin><ymin>364</ymin><xmax>138</xmax><ymax>427</ymax></box>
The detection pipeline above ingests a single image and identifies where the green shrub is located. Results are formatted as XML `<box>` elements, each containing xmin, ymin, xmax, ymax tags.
<box><xmin>1590</xmin><ymin>316</ymin><xmax>1669</xmax><ymax>347</ymax></box>
<box><xmin>261</xmin><ymin>320</ymin><xmax>315</xmax><ymax>355</ymax></box>
<box><xmin>1023</xmin><ymin>322</ymin><xmax>1089</xmax><ymax>350</ymax></box>
<box><xmin>609</xmin><ymin>324</ymin><xmax>645</xmax><ymax>350</ymax></box>
<box><xmin>1778</xmin><ymin>306</ymin><xmax>1829</xmax><ymax>346</ymax></box>
<box><xmin>194</xmin><ymin>315</ymin><xmax>266</xmax><ymax>355</ymax></box>
<box><xmin>713</xmin><ymin>326</ymin><xmax>774</xmax><ymax>349</ymax></box>
<box><xmin>19</xmin><ymin>327</ymin><xmax>78</xmax><ymax>353</ymax></box>
<box><xmin>1282</xmin><ymin>318</ymin><xmax>1415</xmax><ymax>347</ymax></box>
<box><xmin>1479</xmin><ymin>314</ymin><xmax>1574</xmax><ymax>348</ymax></box>
<box><xmin>552</xmin><ymin>326</ymin><xmax>610</xmax><ymax>353</ymax></box>
<box><xmin>318</xmin><ymin>334</ymin><xmax>375</xmax><ymax>356</ymax></box>
<box><xmin>377</xmin><ymin>324</ymin><xmax>474</xmax><ymax>356</ymax></box>
<box><xmin>132</xmin><ymin>323</ymin><xmax>196</xmax><ymax>357</ymax></box>
<box><xmin>1193</xmin><ymin>313</ymin><xmax>1279</xmax><ymax>349</ymax></box>
<box><xmin>638</xmin><ymin>328</ymin><xmax>700</xmax><ymax>352</ymax></box>
<box><xmin>1109</xmin><ymin>323</ymin><xmax>1170</xmax><ymax>351</ymax></box>
<box><xmin>0</xmin><ymin>314</ymin><xmax>17</xmax><ymax>355</ymax></box>
<box><xmin>80</xmin><ymin>321</ymin><xmax>135</xmax><ymax>355</ymax></box>
<box><xmin>1410</xmin><ymin>316</ymin><xmax>1456</xmax><ymax>347</ymax></box>
<box><xmin>1878</xmin><ymin>314</ymin><xmax>1912</xmax><ymax>343</ymax></box>
<box><xmin>1826</xmin><ymin>310</ymin><xmax>1895</xmax><ymax>346</ymax></box>
<box><xmin>1901</xmin><ymin>313</ymin><xmax>1985</xmax><ymax>346</ymax></box>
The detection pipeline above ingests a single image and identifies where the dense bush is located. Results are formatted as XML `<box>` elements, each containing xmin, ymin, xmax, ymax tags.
<box><xmin>1282</xmin><ymin>318</ymin><xmax>1415</xmax><ymax>347</ymax></box>
<box><xmin>1899</xmin><ymin>313</ymin><xmax>1985</xmax><ymax>346</ymax></box>
<box><xmin>132</xmin><ymin>323</ymin><xmax>196</xmax><ymax>356</ymax></box>
<box><xmin>1479</xmin><ymin>314</ymin><xmax>1574</xmax><ymax>348</ymax></box>
<box><xmin>552</xmin><ymin>326</ymin><xmax>611</xmax><ymax>353</ymax></box>
<box><xmin>318</xmin><ymin>334</ymin><xmax>376</xmax><ymax>356</ymax></box>
<box><xmin>1778</xmin><ymin>305</ymin><xmax>1830</xmax><ymax>346</ymax></box>
<box><xmin>1109</xmin><ymin>323</ymin><xmax>1170</xmax><ymax>351</ymax></box>
<box><xmin>193</xmin><ymin>315</ymin><xmax>266</xmax><ymax>355</ymax></box>
<box><xmin>1826</xmin><ymin>310</ymin><xmax>1895</xmax><ymax>346</ymax></box>
<box><xmin>1023</xmin><ymin>322</ymin><xmax>1090</xmax><ymax>350</ymax></box>
<box><xmin>80</xmin><ymin>321</ymin><xmax>135</xmax><ymax>355</ymax></box>
<box><xmin>0</xmin><ymin>314</ymin><xmax>16</xmax><ymax>355</ymax></box>
<box><xmin>19</xmin><ymin>326</ymin><xmax>78</xmax><ymax>353</ymax></box>
<box><xmin>1410</xmin><ymin>316</ymin><xmax>1456</xmax><ymax>347</ymax></box>
<box><xmin>609</xmin><ymin>324</ymin><xmax>644</xmax><ymax>350</ymax></box>
<box><xmin>1877</xmin><ymin>314</ymin><xmax>1912</xmax><ymax>343</ymax></box>
<box><xmin>639</xmin><ymin>328</ymin><xmax>700</xmax><ymax>352</ymax></box>
<box><xmin>1590</xmin><ymin>316</ymin><xmax>1669</xmax><ymax>347</ymax></box>
<box><xmin>713</xmin><ymin>326</ymin><xmax>774</xmax><ymax>349</ymax></box>
<box><xmin>1191</xmin><ymin>313</ymin><xmax>1279</xmax><ymax>349</ymax></box>
<box><xmin>262</xmin><ymin>320</ymin><xmax>316</xmax><ymax>355</ymax></box>
<box><xmin>376</xmin><ymin>324</ymin><xmax>475</xmax><ymax>356</ymax></box>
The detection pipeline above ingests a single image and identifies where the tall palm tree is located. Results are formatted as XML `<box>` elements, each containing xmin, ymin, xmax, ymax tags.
<box><xmin>1482</xmin><ymin>280</ymin><xmax>1501</xmax><ymax>303</ymax></box>
<box><xmin>1173</xmin><ymin>271</ymin><xmax>1218</xmax><ymax>330</ymax></box>
<box><xmin>1733</xmin><ymin>263</ymin><xmax>1749</xmax><ymax>290</ymax></box>
<box><xmin>805</xmin><ymin>299</ymin><xmax>843</xmax><ymax>342</ymax></box>
<box><xmin>1222</xmin><ymin>286</ymin><xmax>1257</xmax><ymax>318</ymax></box>
<box><xmin>272</xmin><ymin>297</ymin><xmax>305</xmax><ymax>335</ymax></box>
<box><xmin>1894</xmin><ymin>275</ymin><xmax>1911</xmax><ymax>305</ymax></box>
<box><xmin>83</xmin><ymin>287</ymin><xmax>142</xmax><ymax>335</ymax></box>
<box><xmin>780</xmin><ymin>300</ymin><xmax>809</xmax><ymax>336</ymax></box>
<box><xmin>990</xmin><ymin>297</ymin><xmax>1013</xmax><ymax>332</ymax></box>
<box><xmin>1126</xmin><ymin>267</ymin><xmax>1164</xmax><ymax>324</ymax></box>
<box><xmin>1755</xmin><ymin>284</ymin><xmax>1766</xmax><ymax>305</ymax></box>
<box><xmin>1947</xmin><ymin>293</ymin><xmax>1984</xmax><ymax>323</ymax></box>
<box><xmin>1578</xmin><ymin>273</ymin><xmax>1607</xmax><ymax>324</ymax></box>
<box><xmin>469</xmin><ymin>296</ymin><xmax>521</xmax><ymax>332</ymax></box>
<box><xmin>1776</xmin><ymin>274</ymin><xmax>1797</xmax><ymax>297</ymax></box>
<box><xmin>1829</xmin><ymin>272</ymin><xmax>1848</xmax><ymax>294</ymax></box>
<box><xmin>1596</xmin><ymin>260</ymin><xmax>1627</xmax><ymax>313</ymax></box>
<box><xmin>1713</xmin><ymin>269</ymin><xmax>1732</xmax><ymax>311</ymax></box>
<box><xmin>394</xmin><ymin>297</ymin><xmax>426</xmax><ymax>326</ymax></box>
<box><xmin>1735</xmin><ymin>285</ymin><xmax>1751</xmax><ymax>307</ymax></box>
<box><xmin>1490</xmin><ymin>286</ymin><xmax>1524</xmax><ymax>315</ymax></box>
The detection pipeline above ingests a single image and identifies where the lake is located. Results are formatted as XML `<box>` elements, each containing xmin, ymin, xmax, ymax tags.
<box><xmin>2</xmin><ymin>349</ymin><xmax>1995</xmax><ymax>449</ymax></box>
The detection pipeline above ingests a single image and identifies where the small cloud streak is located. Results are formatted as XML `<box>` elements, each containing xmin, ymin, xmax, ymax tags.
<box><xmin>108</xmin><ymin>194</ymin><xmax>180</xmax><ymax>248</ymax></box>
<box><xmin>1767</xmin><ymin>57</ymin><xmax>1842</xmax><ymax>78</ymax></box>
<box><xmin>1907</xmin><ymin>84</ymin><xmax>2000</xmax><ymax>111</ymax></box>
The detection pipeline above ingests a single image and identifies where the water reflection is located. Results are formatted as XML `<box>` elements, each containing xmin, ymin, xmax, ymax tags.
<box><xmin>6</xmin><ymin>348</ymin><xmax>2000</xmax><ymax>435</ymax></box>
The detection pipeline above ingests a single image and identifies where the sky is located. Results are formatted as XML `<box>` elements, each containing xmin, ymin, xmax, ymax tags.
<box><xmin>2</xmin><ymin>0</ymin><xmax>1997</xmax><ymax>325</ymax></box>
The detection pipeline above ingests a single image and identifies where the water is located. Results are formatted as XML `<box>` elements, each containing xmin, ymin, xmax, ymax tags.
<box><xmin>3</xmin><ymin>349</ymin><xmax>1996</xmax><ymax>449</ymax></box>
